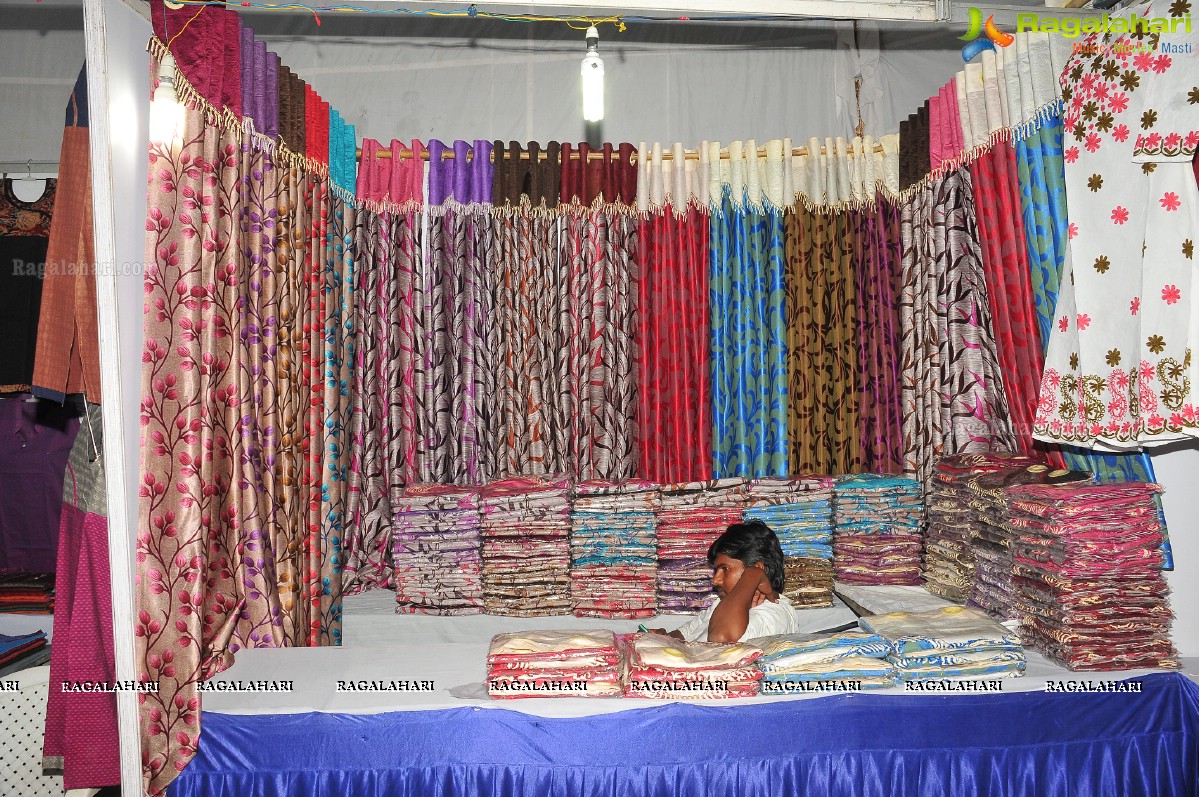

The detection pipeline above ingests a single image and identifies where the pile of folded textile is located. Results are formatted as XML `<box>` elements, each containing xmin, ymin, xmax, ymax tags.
<box><xmin>1007</xmin><ymin>481</ymin><xmax>1178</xmax><ymax>671</ymax></box>
<box><xmin>965</xmin><ymin>466</ymin><xmax>1089</xmax><ymax>621</ymax></box>
<box><xmin>832</xmin><ymin>474</ymin><xmax>924</xmax><ymax>586</ymax></box>
<box><xmin>391</xmin><ymin>484</ymin><xmax>484</xmax><ymax>615</ymax></box>
<box><xmin>486</xmin><ymin>630</ymin><xmax>621</xmax><ymax>698</ymax></box>
<box><xmin>624</xmin><ymin>633</ymin><xmax>763</xmax><ymax>699</ymax></box>
<box><xmin>569</xmin><ymin>481</ymin><xmax>660</xmax><ymax>618</ymax></box>
<box><xmin>656</xmin><ymin>478</ymin><xmax>747</xmax><ymax>613</ymax></box>
<box><xmin>0</xmin><ymin>572</ymin><xmax>55</xmax><ymax>613</ymax></box>
<box><xmin>480</xmin><ymin>477</ymin><xmax>573</xmax><ymax>616</ymax></box>
<box><xmin>0</xmin><ymin>631</ymin><xmax>48</xmax><ymax>676</ymax></box>
<box><xmin>924</xmin><ymin>453</ymin><xmax>1046</xmax><ymax>602</ymax></box>
<box><xmin>745</xmin><ymin>477</ymin><xmax>835</xmax><ymax>608</ymax></box>
<box><xmin>755</xmin><ymin>630</ymin><xmax>896</xmax><ymax>693</ymax></box>
<box><xmin>860</xmin><ymin>605</ymin><xmax>1026</xmax><ymax>681</ymax></box>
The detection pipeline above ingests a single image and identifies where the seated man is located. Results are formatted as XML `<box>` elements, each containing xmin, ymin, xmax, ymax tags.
<box><xmin>665</xmin><ymin>520</ymin><xmax>800</xmax><ymax>643</ymax></box>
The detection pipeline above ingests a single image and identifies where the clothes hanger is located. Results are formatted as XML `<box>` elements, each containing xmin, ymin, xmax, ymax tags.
<box><xmin>9</xmin><ymin>161</ymin><xmax>49</xmax><ymax>203</ymax></box>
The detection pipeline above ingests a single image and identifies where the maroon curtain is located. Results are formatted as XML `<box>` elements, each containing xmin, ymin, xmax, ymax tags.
<box><xmin>853</xmin><ymin>196</ymin><xmax>905</xmax><ymax>474</ymax></box>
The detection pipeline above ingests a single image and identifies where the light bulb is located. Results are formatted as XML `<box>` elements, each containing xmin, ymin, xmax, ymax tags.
<box><xmin>581</xmin><ymin>25</ymin><xmax>604</xmax><ymax>122</ymax></box>
<box><xmin>149</xmin><ymin>53</ymin><xmax>183</xmax><ymax>144</ymax></box>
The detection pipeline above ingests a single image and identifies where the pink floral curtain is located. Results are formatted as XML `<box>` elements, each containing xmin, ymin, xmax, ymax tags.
<box><xmin>137</xmin><ymin>42</ymin><xmax>345</xmax><ymax>793</ymax></box>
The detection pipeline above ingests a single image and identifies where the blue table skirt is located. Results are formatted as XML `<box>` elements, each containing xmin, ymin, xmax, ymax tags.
<box><xmin>171</xmin><ymin>672</ymin><xmax>1199</xmax><ymax>797</ymax></box>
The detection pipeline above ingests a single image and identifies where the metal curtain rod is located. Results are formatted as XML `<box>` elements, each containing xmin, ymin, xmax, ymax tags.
<box><xmin>355</xmin><ymin>143</ymin><xmax>888</xmax><ymax>162</ymax></box>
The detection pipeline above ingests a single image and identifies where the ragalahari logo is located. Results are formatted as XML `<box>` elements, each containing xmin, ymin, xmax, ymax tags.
<box><xmin>960</xmin><ymin>7</ymin><xmax>1014</xmax><ymax>61</ymax></box>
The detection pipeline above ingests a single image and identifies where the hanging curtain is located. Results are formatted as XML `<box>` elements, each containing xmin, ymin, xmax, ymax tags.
<box><xmin>558</xmin><ymin>142</ymin><xmax>639</xmax><ymax>480</ymax></box>
<box><xmin>137</xmin><ymin>31</ymin><xmax>345</xmax><ymax>792</ymax></box>
<box><xmin>708</xmin><ymin>140</ymin><xmax>788</xmax><ymax>478</ymax></box>
<box><xmin>634</xmin><ymin>143</ymin><xmax>712</xmax><ymax>483</ymax></box>
<box><xmin>344</xmin><ymin>139</ymin><xmax>423</xmax><ymax>592</ymax></box>
<box><xmin>422</xmin><ymin>139</ymin><xmax>496</xmax><ymax>484</ymax></box>
<box><xmin>785</xmin><ymin>135</ymin><xmax>903</xmax><ymax>474</ymax></box>
<box><xmin>899</xmin><ymin>169</ymin><xmax>1017</xmax><ymax>485</ymax></box>
<box><xmin>488</xmin><ymin>141</ymin><xmax>566</xmax><ymax>477</ymax></box>
<box><xmin>785</xmin><ymin>202</ymin><xmax>859</xmax><ymax>473</ymax></box>
<box><xmin>853</xmin><ymin>193</ymin><xmax>905</xmax><ymax>474</ymax></box>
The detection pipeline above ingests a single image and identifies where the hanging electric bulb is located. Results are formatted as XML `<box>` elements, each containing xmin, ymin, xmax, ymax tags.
<box><xmin>580</xmin><ymin>25</ymin><xmax>604</xmax><ymax>123</ymax></box>
<box><xmin>149</xmin><ymin>52</ymin><xmax>183</xmax><ymax>144</ymax></box>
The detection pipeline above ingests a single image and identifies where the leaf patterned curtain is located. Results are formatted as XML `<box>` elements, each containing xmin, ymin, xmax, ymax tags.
<box><xmin>558</xmin><ymin>142</ymin><xmax>639</xmax><ymax>480</ymax></box>
<box><xmin>634</xmin><ymin>143</ymin><xmax>712</xmax><ymax>483</ymax></box>
<box><xmin>708</xmin><ymin>140</ymin><xmax>789</xmax><ymax>478</ymax></box>
<box><xmin>784</xmin><ymin>202</ymin><xmax>860</xmax><ymax>474</ymax></box>
<box><xmin>344</xmin><ymin>138</ymin><xmax>424</xmax><ymax>593</ymax></box>
<box><xmin>137</xmin><ymin>39</ymin><xmax>346</xmax><ymax>793</ymax></box>
<box><xmin>489</xmin><ymin>142</ymin><xmax>567</xmax><ymax>476</ymax></box>
<box><xmin>899</xmin><ymin>170</ymin><xmax>1017</xmax><ymax>485</ymax></box>
<box><xmin>424</xmin><ymin>139</ymin><xmax>496</xmax><ymax>485</ymax></box>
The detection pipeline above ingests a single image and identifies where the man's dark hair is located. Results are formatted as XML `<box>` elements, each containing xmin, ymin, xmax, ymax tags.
<box><xmin>707</xmin><ymin>520</ymin><xmax>785</xmax><ymax>593</ymax></box>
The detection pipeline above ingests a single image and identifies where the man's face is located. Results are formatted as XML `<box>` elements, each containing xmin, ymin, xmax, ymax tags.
<box><xmin>711</xmin><ymin>553</ymin><xmax>748</xmax><ymax>597</ymax></box>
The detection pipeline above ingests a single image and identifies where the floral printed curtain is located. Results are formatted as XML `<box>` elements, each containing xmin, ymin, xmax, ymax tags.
<box><xmin>138</xmin><ymin>36</ymin><xmax>348</xmax><ymax>792</ymax></box>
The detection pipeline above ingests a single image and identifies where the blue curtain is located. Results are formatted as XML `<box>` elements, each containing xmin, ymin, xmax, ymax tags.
<box><xmin>709</xmin><ymin>188</ymin><xmax>788</xmax><ymax>478</ymax></box>
<box><xmin>1016</xmin><ymin>113</ymin><xmax>1172</xmax><ymax>568</ymax></box>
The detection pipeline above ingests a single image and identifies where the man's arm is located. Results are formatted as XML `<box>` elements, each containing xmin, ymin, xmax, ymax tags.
<box><xmin>706</xmin><ymin>566</ymin><xmax>776</xmax><ymax>643</ymax></box>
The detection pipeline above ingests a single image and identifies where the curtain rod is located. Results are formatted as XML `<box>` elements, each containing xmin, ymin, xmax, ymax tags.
<box><xmin>354</xmin><ymin>144</ymin><xmax>887</xmax><ymax>163</ymax></box>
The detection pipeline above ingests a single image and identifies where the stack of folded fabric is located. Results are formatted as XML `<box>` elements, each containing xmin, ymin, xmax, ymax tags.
<box><xmin>832</xmin><ymin>474</ymin><xmax>924</xmax><ymax>586</ymax></box>
<box><xmin>744</xmin><ymin>477</ymin><xmax>836</xmax><ymax>608</ymax></box>
<box><xmin>755</xmin><ymin>630</ymin><xmax>896</xmax><ymax>693</ymax></box>
<box><xmin>0</xmin><ymin>631</ymin><xmax>48</xmax><ymax>676</ymax></box>
<box><xmin>656</xmin><ymin>479</ymin><xmax>747</xmax><ymax>612</ymax></box>
<box><xmin>624</xmin><ymin>633</ymin><xmax>763</xmax><ymax>699</ymax></box>
<box><xmin>1007</xmin><ymin>481</ymin><xmax>1178</xmax><ymax>671</ymax></box>
<box><xmin>860</xmin><ymin>605</ymin><xmax>1026</xmax><ymax>681</ymax></box>
<box><xmin>486</xmin><ymin>630</ymin><xmax>621</xmax><ymax>698</ymax></box>
<box><xmin>0</xmin><ymin>572</ymin><xmax>55</xmax><ymax>612</ymax></box>
<box><xmin>569</xmin><ymin>481</ymin><xmax>660</xmax><ymax>618</ymax></box>
<box><xmin>924</xmin><ymin>453</ymin><xmax>1046</xmax><ymax>602</ymax></box>
<box><xmin>480</xmin><ymin>477</ymin><xmax>573</xmax><ymax>616</ymax></box>
<box><xmin>965</xmin><ymin>466</ymin><xmax>1090</xmax><ymax>621</ymax></box>
<box><xmin>391</xmin><ymin>484</ymin><xmax>484</xmax><ymax>615</ymax></box>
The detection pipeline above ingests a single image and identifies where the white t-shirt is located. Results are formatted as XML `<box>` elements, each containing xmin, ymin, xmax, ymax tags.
<box><xmin>676</xmin><ymin>595</ymin><xmax>800</xmax><ymax>642</ymax></box>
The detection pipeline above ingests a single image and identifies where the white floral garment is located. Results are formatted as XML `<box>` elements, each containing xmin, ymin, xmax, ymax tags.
<box><xmin>1034</xmin><ymin>0</ymin><xmax>1199</xmax><ymax>447</ymax></box>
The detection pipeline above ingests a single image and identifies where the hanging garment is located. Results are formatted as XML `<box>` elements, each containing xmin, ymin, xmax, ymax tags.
<box><xmin>0</xmin><ymin>397</ymin><xmax>79</xmax><ymax>573</ymax></box>
<box><xmin>1035</xmin><ymin>1</ymin><xmax>1199</xmax><ymax>446</ymax></box>
<box><xmin>32</xmin><ymin>66</ymin><xmax>102</xmax><ymax>404</ymax></box>
<box><xmin>42</xmin><ymin>403</ymin><xmax>119</xmax><ymax>789</ymax></box>
<box><xmin>0</xmin><ymin>176</ymin><xmax>55</xmax><ymax>394</ymax></box>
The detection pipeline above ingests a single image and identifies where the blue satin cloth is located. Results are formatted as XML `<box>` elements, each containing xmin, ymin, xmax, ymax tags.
<box><xmin>171</xmin><ymin>673</ymin><xmax>1199</xmax><ymax>797</ymax></box>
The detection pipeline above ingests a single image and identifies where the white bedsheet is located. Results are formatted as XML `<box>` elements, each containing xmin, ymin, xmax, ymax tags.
<box><xmin>198</xmin><ymin>588</ymin><xmax>1197</xmax><ymax>718</ymax></box>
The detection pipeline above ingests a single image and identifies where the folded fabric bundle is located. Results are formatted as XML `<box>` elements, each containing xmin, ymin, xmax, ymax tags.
<box><xmin>570</xmin><ymin>481</ymin><xmax>660</xmax><ymax>618</ymax></box>
<box><xmin>487</xmin><ymin>630</ymin><xmax>621</xmax><ymax>698</ymax></box>
<box><xmin>832</xmin><ymin>474</ymin><xmax>924</xmax><ymax>587</ymax></box>
<box><xmin>391</xmin><ymin>485</ymin><xmax>484</xmax><ymax>615</ymax></box>
<box><xmin>0</xmin><ymin>572</ymin><xmax>56</xmax><ymax>613</ymax></box>
<box><xmin>0</xmin><ymin>631</ymin><xmax>48</xmax><ymax>666</ymax></box>
<box><xmin>623</xmin><ymin>633</ymin><xmax>763</xmax><ymax>699</ymax></box>
<box><xmin>860</xmin><ymin>605</ymin><xmax>1026</xmax><ymax>681</ymax></box>
<box><xmin>480</xmin><ymin>477</ymin><xmax>572</xmax><ymax>617</ymax></box>
<box><xmin>752</xmin><ymin>630</ymin><xmax>896</xmax><ymax>690</ymax></box>
<box><xmin>954</xmin><ymin>464</ymin><xmax>1091</xmax><ymax>621</ymax></box>
<box><xmin>1003</xmin><ymin>481</ymin><xmax>1178</xmax><ymax>671</ymax></box>
<box><xmin>744</xmin><ymin>477</ymin><xmax>835</xmax><ymax>607</ymax></box>
<box><xmin>656</xmin><ymin>479</ymin><xmax>748</xmax><ymax>612</ymax></box>
<box><xmin>923</xmin><ymin>453</ymin><xmax>1049</xmax><ymax>603</ymax></box>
